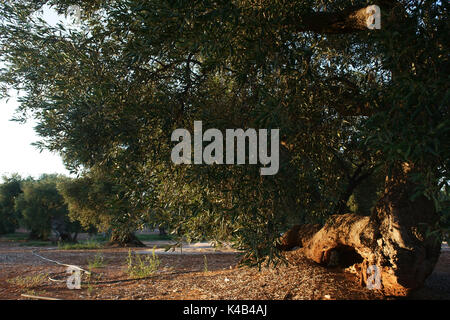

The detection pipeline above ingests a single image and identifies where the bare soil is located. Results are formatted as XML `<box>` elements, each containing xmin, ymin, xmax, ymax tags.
<box><xmin>0</xmin><ymin>241</ymin><xmax>448</xmax><ymax>300</ymax></box>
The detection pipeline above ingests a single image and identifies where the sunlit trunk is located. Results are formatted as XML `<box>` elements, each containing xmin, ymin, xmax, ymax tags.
<box><xmin>279</xmin><ymin>163</ymin><xmax>441</xmax><ymax>296</ymax></box>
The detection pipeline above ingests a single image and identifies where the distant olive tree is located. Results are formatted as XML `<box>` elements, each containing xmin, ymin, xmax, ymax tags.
<box><xmin>15</xmin><ymin>174</ymin><xmax>81</xmax><ymax>241</ymax></box>
<box><xmin>0</xmin><ymin>174</ymin><xmax>23</xmax><ymax>235</ymax></box>
<box><xmin>57</xmin><ymin>168</ymin><xmax>146</xmax><ymax>247</ymax></box>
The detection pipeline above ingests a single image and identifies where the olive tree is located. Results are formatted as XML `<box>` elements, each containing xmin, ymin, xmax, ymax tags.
<box><xmin>0</xmin><ymin>0</ymin><xmax>448</xmax><ymax>294</ymax></box>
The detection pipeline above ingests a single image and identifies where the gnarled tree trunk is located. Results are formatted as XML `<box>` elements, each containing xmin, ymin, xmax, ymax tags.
<box><xmin>107</xmin><ymin>231</ymin><xmax>146</xmax><ymax>247</ymax></box>
<box><xmin>279</xmin><ymin>163</ymin><xmax>441</xmax><ymax>296</ymax></box>
<box><xmin>51</xmin><ymin>217</ymin><xmax>77</xmax><ymax>243</ymax></box>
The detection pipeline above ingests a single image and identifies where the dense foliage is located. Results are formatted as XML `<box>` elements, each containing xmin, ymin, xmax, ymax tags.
<box><xmin>13</xmin><ymin>174</ymin><xmax>82</xmax><ymax>240</ymax></box>
<box><xmin>57</xmin><ymin>168</ymin><xmax>146</xmax><ymax>245</ymax></box>
<box><xmin>0</xmin><ymin>174</ymin><xmax>23</xmax><ymax>234</ymax></box>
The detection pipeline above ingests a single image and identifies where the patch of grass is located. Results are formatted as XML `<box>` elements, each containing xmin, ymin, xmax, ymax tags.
<box><xmin>136</xmin><ymin>233</ymin><xmax>173</xmax><ymax>241</ymax></box>
<box><xmin>91</xmin><ymin>234</ymin><xmax>108</xmax><ymax>242</ymax></box>
<box><xmin>0</xmin><ymin>232</ymin><xmax>29</xmax><ymax>241</ymax></box>
<box><xmin>0</xmin><ymin>233</ymin><xmax>54</xmax><ymax>247</ymax></box>
<box><xmin>88</xmin><ymin>253</ymin><xmax>106</xmax><ymax>269</ymax></box>
<box><xmin>58</xmin><ymin>240</ymin><xmax>103</xmax><ymax>250</ymax></box>
<box><xmin>84</xmin><ymin>265</ymin><xmax>104</xmax><ymax>297</ymax></box>
<box><xmin>7</xmin><ymin>273</ymin><xmax>48</xmax><ymax>288</ymax></box>
<box><xmin>86</xmin><ymin>283</ymin><xmax>95</xmax><ymax>297</ymax></box>
<box><xmin>126</xmin><ymin>247</ymin><xmax>160</xmax><ymax>279</ymax></box>
<box><xmin>19</xmin><ymin>241</ymin><xmax>52</xmax><ymax>247</ymax></box>
<box><xmin>1</xmin><ymin>233</ymin><xmax>53</xmax><ymax>246</ymax></box>
<box><xmin>21</xmin><ymin>290</ymin><xmax>52</xmax><ymax>299</ymax></box>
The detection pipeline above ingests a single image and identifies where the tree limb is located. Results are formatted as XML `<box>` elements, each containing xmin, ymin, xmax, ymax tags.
<box><xmin>296</xmin><ymin>6</ymin><xmax>377</xmax><ymax>34</ymax></box>
<box><xmin>288</xmin><ymin>1</ymin><xmax>402</xmax><ymax>34</ymax></box>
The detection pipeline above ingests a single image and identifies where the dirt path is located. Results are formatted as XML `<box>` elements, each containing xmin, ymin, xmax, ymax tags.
<box><xmin>0</xmin><ymin>241</ymin><xmax>448</xmax><ymax>300</ymax></box>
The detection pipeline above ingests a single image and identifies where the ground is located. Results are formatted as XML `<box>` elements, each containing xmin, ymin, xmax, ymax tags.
<box><xmin>0</xmin><ymin>238</ymin><xmax>449</xmax><ymax>300</ymax></box>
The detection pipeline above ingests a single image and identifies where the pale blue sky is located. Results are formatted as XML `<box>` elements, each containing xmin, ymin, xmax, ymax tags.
<box><xmin>0</xmin><ymin>6</ymin><xmax>75</xmax><ymax>179</ymax></box>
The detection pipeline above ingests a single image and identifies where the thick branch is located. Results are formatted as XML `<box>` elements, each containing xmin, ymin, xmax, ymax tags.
<box><xmin>279</xmin><ymin>163</ymin><xmax>441</xmax><ymax>296</ymax></box>
<box><xmin>333</xmin><ymin>165</ymin><xmax>375</xmax><ymax>215</ymax></box>
<box><xmin>297</xmin><ymin>6</ymin><xmax>376</xmax><ymax>34</ymax></box>
<box><xmin>290</xmin><ymin>1</ymin><xmax>400</xmax><ymax>35</ymax></box>
<box><xmin>326</xmin><ymin>77</ymin><xmax>375</xmax><ymax>116</ymax></box>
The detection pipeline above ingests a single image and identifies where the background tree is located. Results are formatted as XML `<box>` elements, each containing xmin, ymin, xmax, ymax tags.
<box><xmin>57</xmin><ymin>168</ymin><xmax>146</xmax><ymax>246</ymax></box>
<box><xmin>0</xmin><ymin>174</ymin><xmax>23</xmax><ymax>234</ymax></box>
<box><xmin>15</xmin><ymin>174</ymin><xmax>81</xmax><ymax>241</ymax></box>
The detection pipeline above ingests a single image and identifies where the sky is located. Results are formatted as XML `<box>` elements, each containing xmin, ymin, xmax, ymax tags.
<box><xmin>0</xmin><ymin>6</ymin><xmax>75</xmax><ymax>179</ymax></box>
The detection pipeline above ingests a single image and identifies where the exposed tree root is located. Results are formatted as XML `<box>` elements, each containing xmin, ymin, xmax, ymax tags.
<box><xmin>279</xmin><ymin>164</ymin><xmax>442</xmax><ymax>296</ymax></box>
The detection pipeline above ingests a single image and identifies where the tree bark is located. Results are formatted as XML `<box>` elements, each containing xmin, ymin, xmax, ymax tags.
<box><xmin>283</xmin><ymin>1</ymin><xmax>403</xmax><ymax>35</ymax></box>
<box><xmin>51</xmin><ymin>217</ymin><xmax>77</xmax><ymax>243</ymax></box>
<box><xmin>159</xmin><ymin>227</ymin><xmax>167</xmax><ymax>236</ymax></box>
<box><xmin>279</xmin><ymin>163</ymin><xmax>442</xmax><ymax>296</ymax></box>
<box><xmin>107</xmin><ymin>231</ymin><xmax>146</xmax><ymax>247</ymax></box>
<box><xmin>277</xmin><ymin>1</ymin><xmax>442</xmax><ymax>297</ymax></box>
<box><xmin>295</xmin><ymin>5</ymin><xmax>377</xmax><ymax>34</ymax></box>
<box><xmin>284</xmin><ymin>1</ymin><xmax>401</xmax><ymax>35</ymax></box>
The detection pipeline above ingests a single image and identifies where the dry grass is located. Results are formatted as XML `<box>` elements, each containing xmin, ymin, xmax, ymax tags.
<box><xmin>6</xmin><ymin>273</ymin><xmax>48</xmax><ymax>289</ymax></box>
